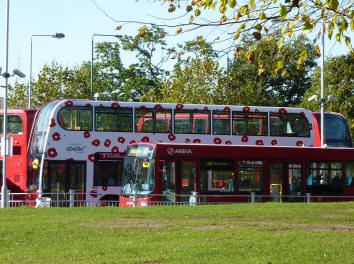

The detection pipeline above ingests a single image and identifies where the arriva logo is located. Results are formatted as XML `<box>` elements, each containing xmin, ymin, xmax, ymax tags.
<box><xmin>167</xmin><ymin>147</ymin><xmax>192</xmax><ymax>156</ymax></box>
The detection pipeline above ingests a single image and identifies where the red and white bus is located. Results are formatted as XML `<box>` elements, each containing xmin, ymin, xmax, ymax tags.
<box><xmin>120</xmin><ymin>142</ymin><xmax>354</xmax><ymax>206</ymax></box>
<box><xmin>0</xmin><ymin>109</ymin><xmax>37</xmax><ymax>196</ymax></box>
<box><xmin>26</xmin><ymin>99</ymin><xmax>352</xmax><ymax>204</ymax></box>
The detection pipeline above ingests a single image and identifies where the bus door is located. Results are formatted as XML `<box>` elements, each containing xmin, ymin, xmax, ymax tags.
<box><xmin>160</xmin><ymin>160</ymin><xmax>176</xmax><ymax>204</ymax></box>
<box><xmin>269</xmin><ymin>161</ymin><xmax>284</xmax><ymax>202</ymax></box>
<box><xmin>45</xmin><ymin>161</ymin><xmax>86</xmax><ymax>206</ymax></box>
<box><xmin>179</xmin><ymin>160</ymin><xmax>197</xmax><ymax>204</ymax></box>
<box><xmin>287</xmin><ymin>162</ymin><xmax>302</xmax><ymax>201</ymax></box>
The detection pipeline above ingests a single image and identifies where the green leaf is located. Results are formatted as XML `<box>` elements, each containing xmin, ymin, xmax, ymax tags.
<box><xmin>345</xmin><ymin>37</ymin><xmax>353</xmax><ymax>53</ymax></box>
<box><xmin>277</xmin><ymin>60</ymin><xmax>284</xmax><ymax>70</ymax></box>
<box><xmin>302</xmin><ymin>22</ymin><xmax>313</xmax><ymax>33</ymax></box>
<box><xmin>280</xmin><ymin>4</ymin><xmax>287</xmax><ymax>19</ymax></box>
<box><xmin>335</xmin><ymin>33</ymin><xmax>342</xmax><ymax>43</ymax></box>
<box><xmin>328</xmin><ymin>0</ymin><xmax>339</xmax><ymax>10</ymax></box>
<box><xmin>240</xmin><ymin>5</ymin><xmax>249</xmax><ymax>15</ymax></box>
<box><xmin>229</xmin><ymin>0</ymin><xmax>237</xmax><ymax>8</ymax></box>
<box><xmin>259</xmin><ymin>13</ymin><xmax>267</xmax><ymax>20</ymax></box>
<box><xmin>205</xmin><ymin>0</ymin><xmax>213</xmax><ymax>5</ymax></box>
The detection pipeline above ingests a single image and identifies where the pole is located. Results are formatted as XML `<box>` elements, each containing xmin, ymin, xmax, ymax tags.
<box><xmin>1</xmin><ymin>0</ymin><xmax>10</xmax><ymax>208</ymax></box>
<box><xmin>29</xmin><ymin>37</ymin><xmax>33</xmax><ymax>109</ymax></box>
<box><xmin>91</xmin><ymin>36</ymin><xmax>94</xmax><ymax>100</ymax></box>
<box><xmin>320</xmin><ymin>20</ymin><xmax>325</xmax><ymax>147</ymax></box>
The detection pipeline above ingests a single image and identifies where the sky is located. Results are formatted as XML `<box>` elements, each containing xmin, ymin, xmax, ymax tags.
<box><xmin>0</xmin><ymin>0</ymin><xmax>352</xmax><ymax>98</ymax></box>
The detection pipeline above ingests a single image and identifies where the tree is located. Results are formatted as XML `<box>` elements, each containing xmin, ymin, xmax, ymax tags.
<box><xmin>141</xmin><ymin>37</ymin><xmax>226</xmax><ymax>104</ymax></box>
<box><xmin>224</xmin><ymin>34</ymin><xmax>318</xmax><ymax>106</ymax></box>
<box><xmin>300</xmin><ymin>53</ymin><xmax>354</xmax><ymax>136</ymax></box>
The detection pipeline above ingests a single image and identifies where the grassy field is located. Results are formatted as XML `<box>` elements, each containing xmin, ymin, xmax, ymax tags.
<box><xmin>0</xmin><ymin>203</ymin><xmax>353</xmax><ymax>264</ymax></box>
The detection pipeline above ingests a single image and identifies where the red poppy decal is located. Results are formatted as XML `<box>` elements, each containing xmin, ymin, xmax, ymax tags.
<box><xmin>91</xmin><ymin>139</ymin><xmax>100</xmax><ymax>147</ymax></box>
<box><xmin>168</xmin><ymin>133</ymin><xmax>176</xmax><ymax>141</ymax></box>
<box><xmin>100</xmin><ymin>104</ymin><xmax>104</xmax><ymax>107</ymax></box>
<box><xmin>296</xmin><ymin>141</ymin><xmax>304</xmax><ymax>146</ymax></box>
<box><xmin>255</xmin><ymin>109</ymin><xmax>259</xmax><ymax>113</ymax></box>
<box><xmin>271</xmin><ymin>140</ymin><xmax>278</xmax><ymax>145</ymax></box>
<box><xmin>154</xmin><ymin>104</ymin><xmax>163</xmax><ymax>110</ymax></box>
<box><xmin>88</xmin><ymin>154</ymin><xmax>97</xmax><ymax>162</ymax></box>
<box><xmin>85</xmin><ymin>103</ymin><xmax>92</xmax><ymax>107</ymax></box>
<box><xmin>104</xmin><ymin>139</ymin><xmax>111</xmax><ymax>147</ymax></box>
<box><xmin>225</xmin><ymin>140</ymin><xmax>232</xmax><ymax>145</ymax></box>
<box><xmin>52</xmin><ymin>132</ymin><xmax>61</xmax><ymax>141</ymax></box>
<box><xmin>193</xmin><ymin>139</ymin><xmax>201</xmax><ymax>143</ymax></box>
<box><xmin>300</xmin><ymin>112</ymin><xmax>305</xmax><ymax>115</ymax></box>
<box><xmin>223</xmin><ymin>107</ymin><xmax>230</xmax><ymax>112</ymax></box>
<box><xmin>256</xmin><ymin>140</ymin><xmax>264</xmax><ymax>145</ymax></box>
<box><xmin>111</xmin><ymin>102</ymin><xmax>120</xmax><ymax>108</ymax></box>
<box><xmin>129</xmin><ymin>140</ymin><xmax>136</xmax><ymax>144</ymax></box>
<box><xmin>185</xmin><ymin>138</ymin><xmax>190</xmax><ymax>143</ymax></box>
<box><xmin>102</xmin><ymin>186</ymin><xmax>108</xmax><ymax>192</ymax></box>
<box><xmin>111</xmin><ymin>146</ymin><xmax>119</xmax><ymax>153</ymax></box>
<box><xmin>176</xmin><ymin>104</ymin><xmax>184</xmax><ymax>110</ymax></box>
<box><xmin>309</xmin><ymin>123</ymin><xmax>313</xmax><ymax>130</ymax></box>
<box><xmin>139</xmin><ymin>105</ymin><xmax>146</xmax><ymax>109</ymax></box>
<box><xmin>90</xmin><ymin>189</ymin><xmax>97</xmax><ymax>198</ymax></box>
<box><xmin>117</xmin><ymin>137</ymin><xmax>125</xmax><ymax>144</ymax></box>
<box><xmin>47</xmin><ymin>148</ymin><xmax>58</xmax><ymax>158</ymax></box>
<box><xmin>241</xmin><ymin>136</ymin><xmax>248</xmax><ymax>142</ymax></box>
<box><xmin>279</xmin><ymin>108</ymin><xmax>287</xmax><ymax>114</ymax></box>
<box><xmin>243</xmin><ymin>106</ymin><xmax>250</xmax><ymax>112</ymax></box>
<box><xmin>214</xmin><ymin>137</ymin><xmax>222</xmax><ymax>144</ymax></box>
<box><xmin>204</xmin><ymin>106</ymin><xmax>208</xmax><ymax>110</ymax></box>
<box><xmin>65</xmin><ymin>100</ymin><xmax>73</xmax><ymax>106</ymax></box>
<box><xmin>66</xmin><ymin>158</ymin><xmax>74</xmax><ymax>161</ymax></box>
<box><xmin>141</xmin><ymin>136</ymin><xmax>150</xmax><ymax>142</ymax></box>
<box><xmin>49</xmin><ymin>118</ymin><xmax>56</xmax><ymax>127</ymax></box>
<box><xmin>84</xmin><ymin>131</ymin><xmax>91</xmax><ymax>138</ymax></box>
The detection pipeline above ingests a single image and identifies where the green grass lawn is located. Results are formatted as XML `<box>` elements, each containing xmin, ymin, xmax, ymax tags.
<box><xmin>0</xmin><ymin>203</ymin><xmax>353</xmax><ymax>264</ymax></box>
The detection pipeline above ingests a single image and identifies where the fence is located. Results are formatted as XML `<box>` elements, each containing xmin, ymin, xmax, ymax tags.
<box><xmin>1</xmin><ymin>190</ymin><xmax>353</xmax><ymax>208</ymax></box>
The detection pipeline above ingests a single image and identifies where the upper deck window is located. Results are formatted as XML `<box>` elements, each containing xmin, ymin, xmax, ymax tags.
<box><xmin>270</xmin><ymin>113</ymin><xmax>310</xmax><ymax>137</ymax></box>
<box><xmin>96</xmin><ymin>107</ymin><xmax>132</xmax><ymax>132</ymax></box>
<box><xmin>232</xmin><ymin>112</ymin><xmax>268</xmax><ymax>136</ymax></box>
<box><xmin>212</xmin><ymin>111</ymin><xmax>230</xmax><ymax>135</ymax></box>
<box><xmin>174</xmin><ymin>110</ymin><xmax>210</xmax><ymax>134</ymax></box>
<box><xmin>0</xmin><ymin>114</ymin><xmax>23</xmax><ymax>135</ymax></box>
<box><xmin>58</xmin><ymin>106</ymin><xmax>92</xmax><ymax>131</ymax></box>
<box><xmin>135</xmin><ymin>108</ymin><xmax>172</xmax><ymax>133</ymax></box>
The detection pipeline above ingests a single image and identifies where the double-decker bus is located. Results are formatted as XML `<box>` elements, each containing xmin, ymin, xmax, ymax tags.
<box><xmin>120</xmin><ymin>142</ymin><xmax>354</xmax><ymax>206</ymax></box>
<box><xmin>0</xmin><ymin>109</ymin><xmax>37</xmax><ymax>197</ymax></box>
<box><xmin>26</xmin><ymin>99</ymin><xmax>352</xmax><ymax>204</ymax></box>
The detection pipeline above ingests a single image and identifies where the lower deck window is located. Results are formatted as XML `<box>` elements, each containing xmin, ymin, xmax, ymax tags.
<box><xmin>200</xmin><ymin>159</ymin><xmax>234</xmax><ymax>192</ymax></box>
<box><xmin>94</xmin><ymin>161</ymin><xmax>122</xmax><ymax>186</ymax></box>
<box><xmin>238</xmin><ymin>160</ymin><xmax>263</xmax><ymax>192</ymax></box>
<box><xmin>307</xmin><ymin>161</ymin><xmax>343</xmax><ymax>193</ymax></box>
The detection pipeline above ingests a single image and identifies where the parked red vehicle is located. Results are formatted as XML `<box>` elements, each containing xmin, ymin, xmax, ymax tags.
<box><xmin>120</xmin><ymin>142</ymin><xmax>354</xmax><ymax>206</ymax></box>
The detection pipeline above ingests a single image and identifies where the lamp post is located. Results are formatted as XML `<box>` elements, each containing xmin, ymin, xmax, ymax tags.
<box><xmin>1</xmin><ymin>0</ymin><xmax>26</xmax><ymax>208</ymax></box>
<box><xmin>91</xmin><ymin>34</ymin><xmax>122</xmax><ymax>99</ymax></box>
<box><xmin>29</xmin><ymin>33</ymin><xmax>65</xmax><ymax>109</ymax></box>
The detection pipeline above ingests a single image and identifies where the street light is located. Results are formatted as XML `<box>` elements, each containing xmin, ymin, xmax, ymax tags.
<box><xmin>1</xmin><ymin>0</ymin><xmax>26</xmax><ymax>208</ymax></box>
<box><xmin>29</xmin><ymin>33</ymin><xmax>65</xmax><ymax>109</ymax></box>
<box><xmin>91</xmin><ymin>34</ymin><xmax>122</xmax><ymax>100</ymax></box>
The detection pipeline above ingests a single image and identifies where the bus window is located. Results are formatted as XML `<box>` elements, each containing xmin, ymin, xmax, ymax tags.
<box><xmin>135</xmin><ymin>109</ymin><xmax>172</xmax><ymax>133</ymax></box>
<box><xmin>346</xmin><ymin>162</ymin><xmax>354</xmax><ymax>186</ymax></box>
<box><xmin>95</xmin><ymin>107</ymin><xmax>132</xmax><ymax>132</ymax></box>
<box><xmin>0</xmin><ymin>114</ymin><xmax>23</xmax><ymax>135</ymax></box>
<box><xmin>58</xmin><ymin>106</ymin><xmax>92</xmax><ymax>131</ymax></box>
<box><xmin>212</xmin><ymin>111</ymin><xmax>230</xmax><ymax>135</ymax></box>
<box><xmin>200</xmin><ymin>159</ymin><xmax>234</xmax><ymax>192</ymax></box>
<box><xmin>270</xmin><ymin>113</ymin><xmax>310</xmax><ymax>137</ymax></box>
<box><xmin>238</xmin><ymin>160</ymin><xmax>263</xmax><ymax>192</ymax></box>
<box><xmin>155</xmin><ymin>110</ymin><xmax>172</xmax><ymax>133</ymax></box>
<box><xmin>94</xmin><ymin>162</ymin><xmax>122</xmax><ymax>186</ymax></box>
<box><xmin>174</xmin><ymin>110</ymin><xmax>210</xmax><ymax>134</ymax></box>
<box><xmin>307</xmin><ymin>161</ymin><xmax>343</xmax><ymax>193</ymax></box>
<box><xmin>232</xmin><ymin>112</ymin><xmax>268</xmax><ymax>136</ymax></box>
